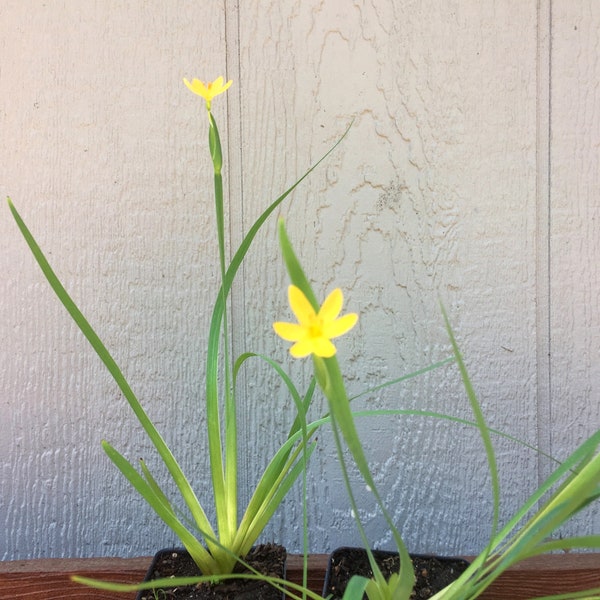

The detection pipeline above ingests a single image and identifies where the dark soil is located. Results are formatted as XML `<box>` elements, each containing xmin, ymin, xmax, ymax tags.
<box><xmin>323</xmin><ymin>547</ymin><xmax>470</xmax><ymax>600</ymax></box>
<box><xmin>136</xmin><ymin>544</ymin><xmax>286</xmax><ymax>600</ymax></box>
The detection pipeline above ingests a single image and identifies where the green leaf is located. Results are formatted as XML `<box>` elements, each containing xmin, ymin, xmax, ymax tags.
<box><xmin>7</xmin><ymin>197</ymin><xmax>216</xmax><ymax>549</ymax></box>
<box><xmin>101</xmin><ymin>441</ymin><xmax>218</xmax><ymax>574</ymax></box>
<box><xmin>441</xmin><ymin>303</ymin><xmax>500</xmax><ymax>552</ymax></box>
<box><xmin>342</xmin><ymin>575</ymin><xmax>370</xmax><ymax>600</ymax></box>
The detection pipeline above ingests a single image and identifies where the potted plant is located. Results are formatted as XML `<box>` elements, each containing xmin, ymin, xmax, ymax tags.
<box><xmin>7</xmin><ymin>76</ymin><xmax>339</xmax><ymax>599</ymax></box>
<box><xmin>10</xmin><ymin>75</ymin><xmax>600</xmax><ymax>600</ymax></box>
<box><xmin>271</xmin><ymin>224</ymin><xmax>600</xmax><ymax>598</ymax></box>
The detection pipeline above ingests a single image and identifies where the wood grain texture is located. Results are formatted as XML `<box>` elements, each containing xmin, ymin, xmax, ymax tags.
<box><xmin>234</xmin><ymin>0</ymin><xmax>540</xmax><ymax>555</ymax></box>
<box><xmin>0</xmin><ymin>1</ymin><xmax>228</xmax><ymax>559</ymax></box>
<box><xmin>1</xmin><ymin>554</ymin><xmax>600</xmax><ymax>600</ymax></box>
<box><xmin>547</xmin><ymin>1</ymin><xmax>600</xmax><ymax>539</ymax></box>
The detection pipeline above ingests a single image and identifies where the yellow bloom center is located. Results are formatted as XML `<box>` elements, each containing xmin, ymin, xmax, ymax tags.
<box><xmin>273</xmin><ymin>285</ymin><xmax>358</xmax><ymax>358</ymax></box>
<box><xmin>308</xmin><ymin>320</ymin><xmax>322</xmax><ymax>338</ymax></box>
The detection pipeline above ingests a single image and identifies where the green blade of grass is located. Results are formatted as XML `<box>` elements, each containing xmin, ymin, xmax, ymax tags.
<box><xmin>7</xmin><ymin>197</ymin><xmax>216</xmax><ymax>545</ymax></box>
<box><xmin>101</xmin><ymin>440</ymin><xmax>219</xmax><ymax>573</ymax></box>
<box><xmin>441</xmin><ymin>303</ymin><xmax>500</xmax><ymax>558</ymax></box>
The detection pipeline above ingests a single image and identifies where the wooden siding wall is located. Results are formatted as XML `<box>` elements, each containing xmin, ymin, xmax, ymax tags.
<box><xmin>0</xmin><ymin>1</ymin><xmax>598</xmax><ymax>560</ymax></box>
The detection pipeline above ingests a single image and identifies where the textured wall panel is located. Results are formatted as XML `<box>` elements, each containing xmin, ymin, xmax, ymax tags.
<box><xmin>0</xmin><ymin>1</ymin><xmax>227</xmax><ymax>559</ymax></box>
<box><xmin>1</xmin><ymin>0</ymin><xmax>598</xmax><ymax>562</ymax></box>
<box><xmin>234</xmin><ymin>0</ymin><xmax>539</xmax><ymax>555</ymax></box>
<box><xmin>548</xmin><ymin>2</ymin><xmax>600</xmax><ymax>538</ymax></box>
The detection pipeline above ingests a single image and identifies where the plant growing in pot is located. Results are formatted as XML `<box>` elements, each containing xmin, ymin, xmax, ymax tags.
<box><xmin>272</xmin><ymin>225</ymin><xmax>600</xmax><ymax>599</ymax></box>
<box><xmin>12</xmin><ymin>74</ymin><xmax>600</xmax><ymax>600</ymax></box>
<box><xmin>272</xmin><ymin>222</ymin><xmax>470</xmax><ymax>599</ymax></box>
<box><xmin>7</xmin><ymin>76</ymin><xmax>351</xmax><ymax>599</ymax></box>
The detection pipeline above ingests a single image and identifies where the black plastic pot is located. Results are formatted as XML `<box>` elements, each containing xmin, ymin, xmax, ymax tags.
<box><xmin>323</xmin><ymin>546</ymin><xmax>469</xmax><ymax>599</ymax></box>
<box><xmin>136</xmin><ymin>544</ymin><xmax>287</xmax><ymax>600</ymax></box>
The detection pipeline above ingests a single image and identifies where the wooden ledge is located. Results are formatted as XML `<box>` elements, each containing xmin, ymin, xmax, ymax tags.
<box><xmin>1</xmin><ymin>553</ymin><xmax>600</xmax><ymax>599</ymax></box>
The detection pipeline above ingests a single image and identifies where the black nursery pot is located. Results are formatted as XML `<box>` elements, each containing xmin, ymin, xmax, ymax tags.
<box><xmin>136</xmin><ymin>544</ymin><xmax>287</xmax><ymax>600</ymax></box>
<box><xmin>323</xmin><ymin>546</ymin><xmax>470</xmax><ymax>599</ymax></box>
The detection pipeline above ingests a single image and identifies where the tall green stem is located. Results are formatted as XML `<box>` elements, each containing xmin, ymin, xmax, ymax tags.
<box><xmin>207</xmin><ymin>110</ymin><xmax>237</xmax><ymax>547</ymax></box>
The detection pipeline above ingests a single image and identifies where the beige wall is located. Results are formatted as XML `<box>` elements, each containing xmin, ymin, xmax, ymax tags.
<box><xmin>1</xmin><ymin>1</ymin><xmax>598</xmax><ymax>559</ymax></box>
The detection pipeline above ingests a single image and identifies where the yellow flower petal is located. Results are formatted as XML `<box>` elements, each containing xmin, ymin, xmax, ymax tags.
<box><xmin>210</xmin><ymin>76</ymin><xmax>233</xmax><ymax>96</ymax></box>
<box><xmin>288</xmin><ymin>285</ymin><xmax>316</xmax><ymax>325</ymax></box>
<box><xmin>290</xmin><ymin>340</ymin><xmax>315</xmax><ymax>358</ymax></box>
<box><xmin>273</xmin><ymin>321</ymin><xmax>305</xmax><ymax>342</ymax></box>
<box><xmin>323</xmin><ymin>312</ymin><xmax>358</xmax><ymax>339</ymax></box>
<box><xmin>290</xmin><ymin>337</ymin><xmax>336</xmax><ymax>358</ymax></box>
<box><xmin>183</xmin><ymin>77</ymin><xmax>208</xmax><ymax>97</ymax></box>
<box><xmin>319</xmin><ymin>288</ymin><xmax>343</xmax><ymax>322</ymax></box>
<box><xmin>310</xmin><ymin>337</ymin><xmax>337</xmax><ymax>358</ymax></box>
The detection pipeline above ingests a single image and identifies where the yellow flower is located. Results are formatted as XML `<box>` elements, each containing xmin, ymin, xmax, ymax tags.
<box><xmin>274</xmin><ymin>285</ymin><xmax>358</xmax><ymax>358</ymax></box>
<box><xmin>183</xmin><ymin>76</ymin><xmax>232</xmax><ymax>109</ymax></box>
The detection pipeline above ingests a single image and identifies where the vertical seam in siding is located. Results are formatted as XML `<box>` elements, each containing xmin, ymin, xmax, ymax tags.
<box><xmin>535</xmin><ymin>0</ymin><xmax>553</xmax><ymax>488</ymax></box>
<box><xmin>224</xmin><ymin>0</ymin><xmax>250</xmax><ymax>499</ymax></box>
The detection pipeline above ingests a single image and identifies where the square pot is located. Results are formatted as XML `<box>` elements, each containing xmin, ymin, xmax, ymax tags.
<box><xmin>323</xmin><ymin>546</ymin><xmax>469</xmax><ymax>599</ymax></box>
<box><xmin>136</xmin><ymin>544</ymin><xmax>286</xmax><ymax>600</ymax></box>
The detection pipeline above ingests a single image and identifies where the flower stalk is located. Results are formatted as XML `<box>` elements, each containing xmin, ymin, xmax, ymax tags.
<box><xmin>8</xmin><ymin>75</ymin><xmax>352</xmax><ymax>579</ymax></box>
